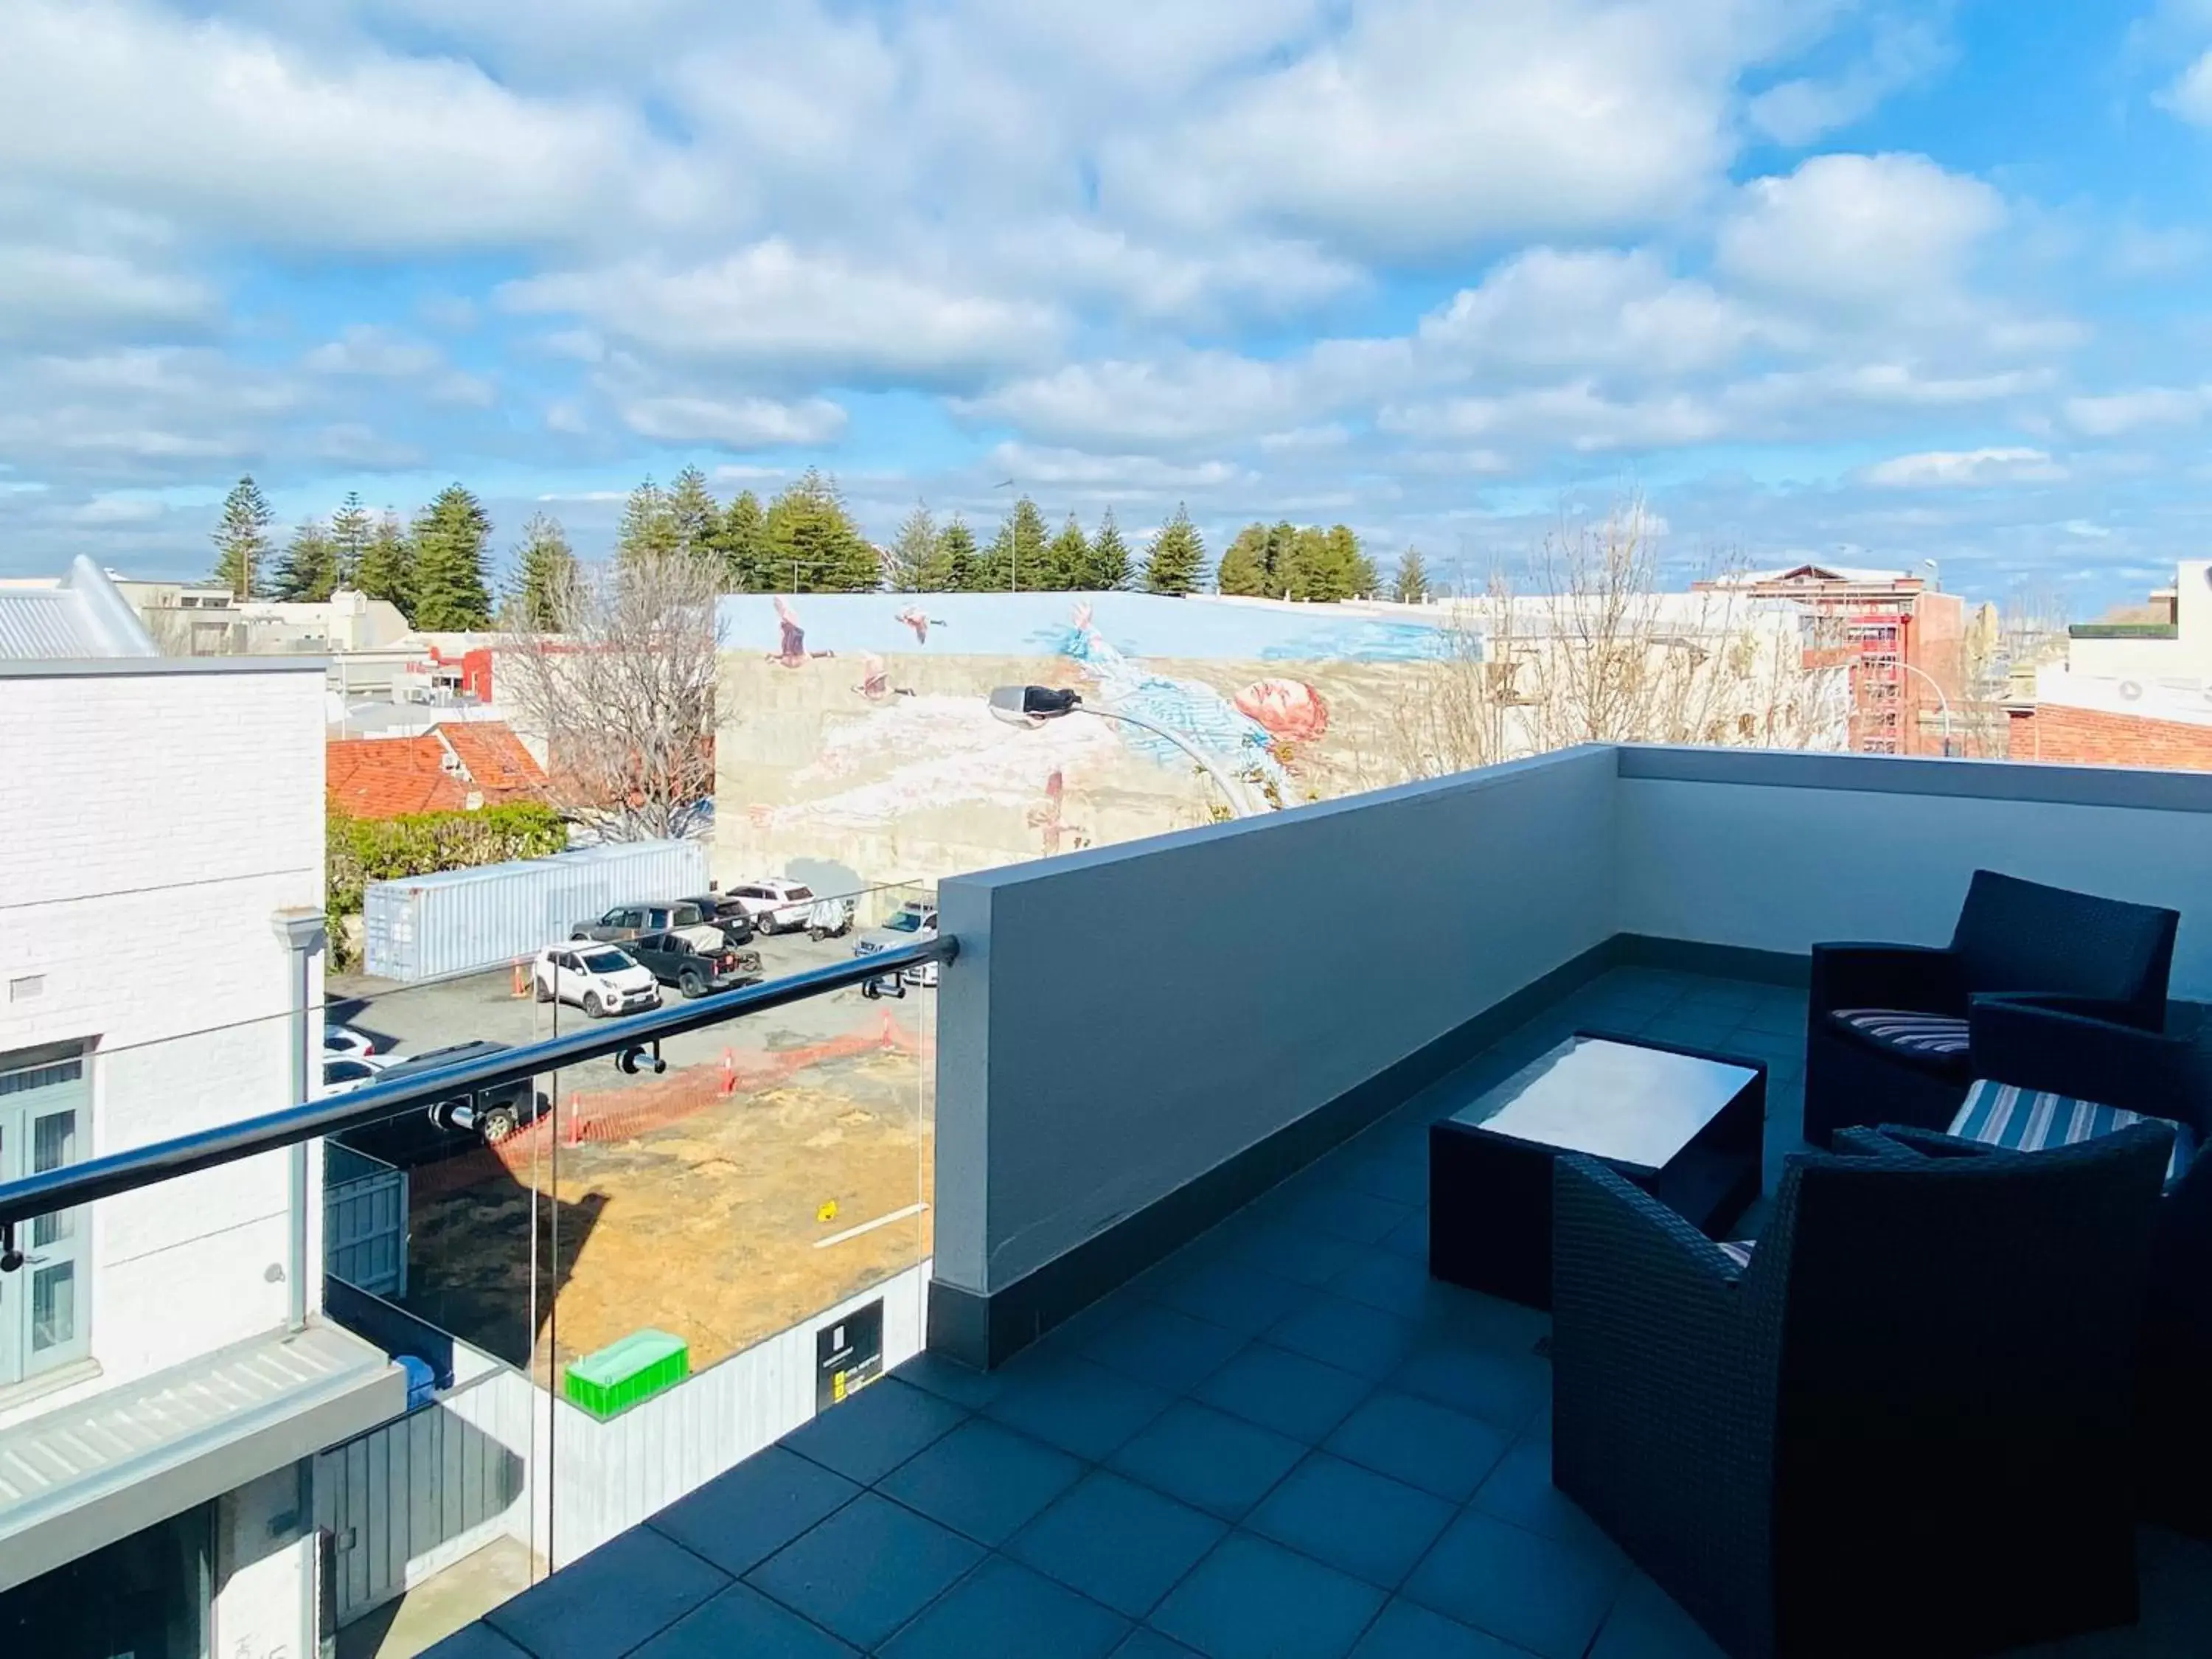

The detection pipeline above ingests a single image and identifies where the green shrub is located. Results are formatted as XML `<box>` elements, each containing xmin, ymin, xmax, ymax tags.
<box><xmin>327</xmin><ymin>802</ymin><xmax>568</xmax><ymax>969</ymax></box>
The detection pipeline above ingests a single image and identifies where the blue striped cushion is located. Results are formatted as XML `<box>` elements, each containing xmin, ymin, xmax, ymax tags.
<box><xmin>1716</xmin><ymin>1240</ymin><xmax>1756</xmax><ymax>1270</ymax></box>
<box><xmin>1950</xmin><ymin>1079</ymin><xmax>2195</xmax><ymax>1189</ymax></box>
<box><xmin>1834</xmin><ymin>1008</ymin><xmax>1972</xmax><ymax>1057</ymax></box>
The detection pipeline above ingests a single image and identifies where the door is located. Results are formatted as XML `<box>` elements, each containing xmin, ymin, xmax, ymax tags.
<box><xmin>552</xmin><ymin>949</ymin><xmax>583</xmax><ymax>1006</ymax></box>
<box><xmin>0</xmin><ymin>1045</ymin><xmax>91</xmax><ymax>1386</ymax></box>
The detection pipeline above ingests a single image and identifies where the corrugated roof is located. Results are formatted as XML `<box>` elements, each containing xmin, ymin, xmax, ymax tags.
<box><xmin>0</xmin><ymin>557</ymin><xmax>159</xmax><ymax>661</ymax></box>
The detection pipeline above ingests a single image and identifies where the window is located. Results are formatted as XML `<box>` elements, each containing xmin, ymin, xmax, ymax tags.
<box><xmin>1</xmin><ymin>1044</ymin><xmax>91</xmax><ymax>1385</ymax></box>
<box><xmin>324</xmin><ymin>1060</ymin><xmax>377</xmax><ymax>1085</ymax></box>
<box><xmin>786</xmin><ymin>886</ymin><xmax>813</xmax><ymax>901</ymax></box>
<box><xmin>581</xmin><ymin>950</ymin><xmax>629</xmax><ymax>975</ymax></box>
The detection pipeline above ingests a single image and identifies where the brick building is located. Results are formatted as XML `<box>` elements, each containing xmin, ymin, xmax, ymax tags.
<box><xmin>2013</xmin><ymin>562</ymin><xmax>2212</xmax><ymax>772</ymax></box>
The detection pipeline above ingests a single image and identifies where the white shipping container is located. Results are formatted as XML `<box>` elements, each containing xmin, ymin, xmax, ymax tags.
<box><xmin>363</xmin><ymin>841</ymin><xmax>711</xmax><ymax>982</ymax></box>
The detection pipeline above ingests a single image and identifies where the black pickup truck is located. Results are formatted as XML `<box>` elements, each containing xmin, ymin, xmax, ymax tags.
<box><xmin>333</xmin><ymin>1040</ymin><xmax>546</xmax><ymax>1166</ymax></box>
<box><xmin>626</xmin><ymin>930</ymin><xmax>764</xmax><ymax>997</ymax></box>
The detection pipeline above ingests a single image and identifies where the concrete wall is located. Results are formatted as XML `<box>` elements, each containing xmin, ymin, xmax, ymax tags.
<box><xmin>0</xmin><ymin>661</ymin><xmax>325</xmax><ymax>1426</ymax></box>
<box><xmin>1614</xmin><ymin>748</ymin><xmax>2212</xmax><ymax>998</ymax></box>
<box><xmin>934</xmin><ymin>746</ymin><xmax>1619</xmax><ymax>1295</ymax></box>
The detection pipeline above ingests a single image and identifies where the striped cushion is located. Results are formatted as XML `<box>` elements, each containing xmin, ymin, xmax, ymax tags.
<box><xmin>1716</xmin><ymin>1240</ymin><xmax>1756</xmax><ymax>1270</ymax></box>
<box><xmin>1833</xmin><ymin>1008</ymin><xmax>1972</xmax><ymax>1057</ymax></box>
<box><xmin>1950</xmin><ymin>1079</ymin><xmax>2195</xmax><ymax>1189</ymax></box>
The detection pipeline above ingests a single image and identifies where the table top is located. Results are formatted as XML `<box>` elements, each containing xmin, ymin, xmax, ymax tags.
<box><xmin>1444</xmin><ymin>1034</ymin><xmax>1759</xmax><ymax>1169</ymax></box>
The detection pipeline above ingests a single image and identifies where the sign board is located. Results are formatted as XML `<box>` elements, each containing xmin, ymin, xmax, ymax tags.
<box><xmin>815</xmin><ymin>1298</ymin><xmax>885</xmax><ymax>1410</ymax></box>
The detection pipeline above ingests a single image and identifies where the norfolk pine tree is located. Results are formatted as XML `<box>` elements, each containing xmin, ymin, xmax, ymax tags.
<box><xmin>507</xmin><ymin>512</ymin><xmax>579</xmax><ymax>630</ymax></box>
<box><xmin>980</xmin><ymin>496</ymin><xmax>1050</xmax><ymax>591</ymax></box>
<box><xmin>411</xmin><ymin>484</ymin><xmax>494</xmax><ymax>630</ymax></box>
<box><xmin>667</xmin><ymin>466</ymin><xmax>720</xmax><ymax>563</ymax></box>
<box><xmin>1393</xmin><ymin>549</ymin><xmax>1431</xmax><ymax>604</ymax></box>
<box><xmin>716</xmin><ymin>490</ymin><xmax>769</xmax><ymax>591</ymax></box>
<box><xmin>1085</xmin><ymin>507</ymin><xmax>1133</xmax><ymax>589</ymax></box>
<box><xmin>1143</xmin><ymin>504</ymin><xmax>1205</xmax><ymax>595</ymax></box>
<box><xmin>1045</xmin><ymin>514</ymin><xmax>1091</xmax><ymax>591</ymax></box>
<box><xmin>355</xmin><ymin>510</ymin><xmax>417</xmax><ymax>618</ymax></box>
<box><xmin>1216</xmin><ymin>523</ymin><xmax>1274</xmax><ymax>597</ymax></box>
<box><xmin>933</xmin><ymin>516</ymin><xmax>979</xmax><ymax>591</ymax></box>
<box><xmin>616</xmin><ymin>478</ymin><xmax>680</xmax><ymax>566</ymax></box>
<box><xmin>273</xmin><ymin>518</ymin><xmax>339</xmax><ymax>602</ymax></box>
<box><xmin>766</xmin><ymin>469</ymin><xmax>879</xmax><ymax>591</ymax></box>
<box><xmin>210</xmin><ymin>475</ymin><xmax>276</xmax><ymax>599</ymax></box>
<box><xmin>888</xmin><ymin>502</ymin><xmax>939</xmax><ymax>591</ymax></box>
<box><xmin>330</xmin><ymin>492</ymin><xmax>373</xmax><ymax>588</ymax></box>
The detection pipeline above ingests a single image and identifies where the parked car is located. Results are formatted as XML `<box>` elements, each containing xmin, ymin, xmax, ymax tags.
<box><xmin>333</xmin><ymin>1039</ymin><xmax>547</xmax><ymax>1166</ymax></box>
<box><xmin>324</xmin><ymin>1022</ymin><xmax>378</xmax><ymax>1060</ymax></box>
<box><xmin>572</xmin><ymin>902</ymin><xmax>728</xmax><ymax>950</ymax></box>
<box><xmin>626</xmin><ymin>930</ymin><xmax>763</xmax><ymax>998</ymax></box>
<box><xmin>853</xmin><ymin>899</ymin><xmax>941</xmax><ymax>994</ymax></box>
<box><xmin>322</xmin><ymin>1053</ymin><xmax>389</xmax><ymax>1095</ymax></box>
<box><xmin>674</xmin><ymin>893</ymin><xmax>757</xmax><ymax>947</ymax></box>
<box><xmin>533</xmin><ymin>943</ymin><xmax>664</xmax><ymax>1018</ymax></box>
<box><xmin>726</xmin><ymin>878</ymin><xmax>818</xmax><ymax>935</ymax></box>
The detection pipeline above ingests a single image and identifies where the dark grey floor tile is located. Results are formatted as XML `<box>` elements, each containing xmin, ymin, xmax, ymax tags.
<box><xmin>1402</xmin><ymin>1510</ymin><xmax>1627</xmax><ymax>1659</ymax></box>
<box><xmin>1246</xmin><ymin>1453</ymin><xmax>1456</xmax><ymax>1589</ymax></box>
<box><xmin>882</xmin><ymin>1556</ymin><xmax>1129</xmax><ymax>1659</ymax></box>
<box><xmin>1142</xmin><ymin>1256</ymin><xmax>1318</xmax><ymax>1337</ymax></box>
<box><xmin>1269</xmin><ymin>1294</ymin><xmax>1419</xmax><ymax>1380</ymax></box>
<box><xmin>1379</xmin><ymin>1209</ymin><xmax>1430</xmax><ymax>1259</ymax></box>
<box><xmin>1470</xmin><ymin>1439</ymin><xmax>1625</xmax><ymax>1563</ymax></box>
<box><xmin>633</xmin><ymin>1582</ymin><xmax>859</xmax><ymax>1658</ymax></box>
<box><xmin>1349</xmin><ymin>1598</ymin><xmax>1538</xmax><ymax>1659</ymax></box>
<box><xmin>1111</xmin><ymin>1400</ymin><xmax>1307</xmax><ymax>1520</ymax></box>
<box><xmin>1335</xmin><ymin>1152</ymin><xmax>1428</xmax><ymax>1206</ymax></box>
<box><xmin>1081</xmin><ymin>1300</ymin><xmax>1249</xmax><ymax>1393</ymax></box>
<box><xmin>895</xmin><ymin>1349</ymin><xmax>1006</xmax><ymax>1410</ymax></box>
<box><xmin>1391</xmin><ymin>1342</ymin><xmax>1550</xmax><ymax>1436</ymax></box>
<box><xmin>780</xmin><ymin>1377</ymin><xmax>969</xmax><ymax>1485</ymax></box>
<box><xmin>1151</xmin><ymin>1533</ymin><xmax>1386</xmax><ymax>1659</ymax></box>
<box><xmin>745</xmin><ymin>1492</ymin><xmax>983</xmax><ymax>1651</ymax></box>
<box><xmin>420</xmin><ymin>1627</ymin><xmax>533</xmax><ymax>1659</ymax></box>
<box><xmin>1007</xmin><ymin>1470</ymin><xmax>1228</xmax><ymax>1618</ymax></box>
<box><xmin>1326</xmin><ymin>1391</ymin><xmax>1511</xmax><ymax>1502</ymax></box>
<box><xmin>1586</xmin><ymin>1573</ymin><xmax>1725</xmax><ymax>1659</ymax></box>
<box><xmin>1112</xmin><ymin>1632</ymin><xmax>1204</xmax><ymax>1659</ymax></box>
<box><xmin>1228</xmin><ymin>1222</ymin><xmax>1369</xmax><ymax>1287</ymax></box>
<box><xmin>1194</xmin><ymin>1341</ymin><xmax>1374</xmax><ymax>1443</ymax></box>
<box><xmin>1283</xmin><ymin>1186</ymin><xmax>1415</xmax><ymax>1245</ymax></box>
<box><xmin>984</xmin><ymin>1353</ymin><xmax>1175</xmax><ymax>1461</ymax></box>
<box><xmin>485</xmin><ymin>1526</ymin><xmax>728</xmax><ymax>1659</ymax></box>
<box><xmin>647</xmin><ymin>1445</ymin><xmax>861</xmax><ymax>1577</ymax></box>
<box><xmin>878</xmin><ymin>1417</ymin><xmax>1085</xmax><ymax>1545</ymax></box>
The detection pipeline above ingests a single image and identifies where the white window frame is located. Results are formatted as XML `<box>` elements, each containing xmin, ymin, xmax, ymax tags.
<box><xmin>0</xmin><ymin>1043</ymin><xmax>93</xmax><ymax>1385</ymax></box>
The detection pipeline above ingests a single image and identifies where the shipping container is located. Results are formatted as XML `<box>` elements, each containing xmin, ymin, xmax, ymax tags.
<box><xmin>363</xmin><ymin>840</ymin><xmax>711</xmax><ymax>982</ymax></box>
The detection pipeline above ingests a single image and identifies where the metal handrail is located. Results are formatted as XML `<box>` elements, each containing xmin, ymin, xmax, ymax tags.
<box><xmin>0</xmin><ymin>935</ymin><xmax>957</xmax><ymax>1231</ymax></box>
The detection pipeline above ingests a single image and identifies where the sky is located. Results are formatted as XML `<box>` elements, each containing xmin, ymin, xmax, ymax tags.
<box><xmin>3</xmin><ymin>0</ymin><xmax>2211</xmax><ymax>611</ymax></box>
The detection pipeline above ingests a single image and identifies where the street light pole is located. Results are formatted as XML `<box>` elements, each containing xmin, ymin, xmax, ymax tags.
<box><xmin>1894</xmin><ymin>660</ymin><xmax>1955</xmax><ymax>757</ymax></box>
<box><xmin>989</xmin><ymin>686</ymin><xmax>1264</xmax><ymax>818</ymax></box>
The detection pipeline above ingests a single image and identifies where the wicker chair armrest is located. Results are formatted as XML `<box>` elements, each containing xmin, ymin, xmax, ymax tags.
<box><xmin>1809</xmin><ymin>942</ymin><xmax>1966</xmax><ymax>1017</ymax></box>
<box><xmin>1872</xmin><ymin>1123</ymin><xmax>2003</xmax><ymax>1160</ymax></box>
<box><xmin>1968</xmin><ymin>997</ymin><xmax>2208</xmax><ymax>1135</ymax></box>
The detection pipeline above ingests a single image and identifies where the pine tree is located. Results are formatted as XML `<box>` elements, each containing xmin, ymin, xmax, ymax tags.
<box><xmin>1393</xmin><ymin>549</ymin><xmax>1430</xmax><ymax>605</ymax></box>
<box><xmin>1216</xmin><ymin>523</ymin><xmax>1273</xmax><ymax>597</ymax></box>
<box><xmin>1143</xmin><ymin>504</ymin><xmax>1206</xmax><ymax>596</ymax></box>
<box><xmin>715</xmin><ymin>490</ymin><xmax>769</xmax><ymax>591</ymax></box>
<box><xmin>209</xmin><ymin>475</ymin><xmax>276</xmax><ymax>599</ymax></box>
<box><xmin>1333</xmin><ymin>524</ymin><xmax>1380</xmax><ymax>599</ymax></box>
<box><xmin>507</xmin><ymin>512</ymin><xmax>578</xmax><ymax>630</ymax></box>
<box><xmin>330</xmin><ymin>492</ymin><xmax>372</xmax><ymax>589</ymax></box>
<box><xmin>765</xmin><ymin>468</ymin><xmax>880</xmax><ymax>591</ymax></box>
<box><xmin>1045</xmin><ymin>514</ymin><xmax>1091</xmax><ymax>591</ymax></box>
<box><xmin>667</xmin><ymin>465</ymin><xmax>720</xmax><ymax>563</ymax></box>
<box><xmin>355</xmin><ymin>510</ymin><xmax>417</xmax><ymax>617</ymax></box>
<box><xmin>933</xmin><ymin>516</ymin><xmax>979</xmax><ymax>591</ymax></box>
<box><xmin>273</xmin><ymin>518</ymin><xmax>339</xmax><ymax>602</ymax></box>
<box><xmin>616</xmin><ymin>478</ymin><xmax>679</xmax><ymax>566</ymax></box>
<box><xmin>411</xmin><ymin>484</ymin><xmax>494</xmax><ymax>630</ymax></box>
<box><xmin>1085</xmin><ymin>508</ymin><xmax>1133</xmax><ymax>590</ymax></box>
<box><xmin>981</xmin><ymin>496</ymin><xmax>1051</xmax><ymax>591</ymax></box>
<box><xmin>888</xmin><ymin>502</ymin><xmax>939</xmax><ymax>591</ymax></box>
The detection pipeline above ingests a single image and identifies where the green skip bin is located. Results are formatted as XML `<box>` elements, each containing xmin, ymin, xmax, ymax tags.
<box><xmin>563</xmin><ymin>1329</ymin><xmax>690</xmax><ymax>1419</ymax></box>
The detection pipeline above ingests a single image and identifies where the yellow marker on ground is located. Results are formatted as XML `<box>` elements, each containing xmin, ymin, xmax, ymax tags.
<box><xmin>817</xmin><ymin>1200</ymin><xmax>838</xmax><ymax>1223</ymax></box>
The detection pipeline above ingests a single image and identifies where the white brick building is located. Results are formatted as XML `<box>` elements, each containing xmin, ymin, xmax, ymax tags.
<box><xmin>0</xmin><ymin>560</ymin><xmax>400</xmax><ymax>1658</ymax></box>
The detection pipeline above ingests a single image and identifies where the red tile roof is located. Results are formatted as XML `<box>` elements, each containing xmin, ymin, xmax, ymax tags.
<box><xmin>326</xmin><ymin>720</ymin><xmax>548</xmax><ymax>820</ymax></box>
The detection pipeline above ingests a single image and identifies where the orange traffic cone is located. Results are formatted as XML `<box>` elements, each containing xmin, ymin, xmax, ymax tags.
<box><xmin>719</xmin><ymin>1049</ymin><xmax>737</xmax><ymax>1096</ymax></box>
<box><xmin>512</xmin><ymin>961</ymin><xmax>529</xmax><ymax>998</ymax></box>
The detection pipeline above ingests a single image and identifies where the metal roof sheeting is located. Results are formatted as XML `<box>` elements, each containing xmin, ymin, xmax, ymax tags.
<box><xmin>0</xmin><ymin>557</ymin><xmax>160</xmax><ymax>661</ymax></box>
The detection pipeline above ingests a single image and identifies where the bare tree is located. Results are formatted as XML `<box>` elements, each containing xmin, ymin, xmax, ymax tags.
<box><xmin>501</xmin><ymin>552</ymin><xmax>723</xmax><ymax>841</ymax></box>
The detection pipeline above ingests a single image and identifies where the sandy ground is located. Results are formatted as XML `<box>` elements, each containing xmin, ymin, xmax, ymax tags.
<box><xmin>396</xmin><ymin>1044</ymin><xmax>932</xmax><ymax>1380</ymax></box>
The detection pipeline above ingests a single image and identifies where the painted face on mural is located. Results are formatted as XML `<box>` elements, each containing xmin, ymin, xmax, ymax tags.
<box><xmin>1234</xmin><ymin>678</ymin><xmax>1331</xmax><ymax>743</ymax></box>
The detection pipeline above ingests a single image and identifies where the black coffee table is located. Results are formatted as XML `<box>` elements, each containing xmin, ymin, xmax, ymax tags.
<box><xmin>1428</xmin><ymin>1032</ymin><xmax>1765</xmax><ymax>1309</ymax></box>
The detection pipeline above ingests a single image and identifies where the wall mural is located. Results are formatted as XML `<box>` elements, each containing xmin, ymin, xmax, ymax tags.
<box><xmin>714</xmin><ymin>592</ymin><xmax>1458</xmax><ymax>886</ymax></box>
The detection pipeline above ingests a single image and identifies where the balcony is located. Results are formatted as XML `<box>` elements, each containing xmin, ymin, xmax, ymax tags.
<box><xmin>13</xmin><ymin>745</ymin><xmax>2212</xmax><ymax>1657</ymax></box>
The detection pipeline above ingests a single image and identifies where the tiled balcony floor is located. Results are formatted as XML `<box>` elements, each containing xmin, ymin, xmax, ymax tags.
<box><xmin>429</xmin><ymin>968</ymin><xmax>2212</xmax><ymax>1659</ymax></box>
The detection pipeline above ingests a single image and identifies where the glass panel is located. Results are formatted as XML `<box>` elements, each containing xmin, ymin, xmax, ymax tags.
<box><xmin>29</xmin><ymin>1262</ymin><xmax>74</xmax><ymax>1351</ymax></box>
<box><xmin>30</xmin><ymin>1110</ymin><xmax>77</xmax><ymax>1247</ymax></box>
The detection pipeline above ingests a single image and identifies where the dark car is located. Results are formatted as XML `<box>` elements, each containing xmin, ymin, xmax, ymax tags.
<box><xmin>333</xmin><ymin>1040</ymin><xmax>546</xmax><ymax>1167</ymax></box>
<box><xmin>674</xmin><ymin>894</ymin><xmax>757</xmax><ymax>947</ymax></box>
<box><xmin>572</xmin><ymin>902</ymin><xmax>720</xmax><ymax>944</ymax></box>
<box><xmin>626</xmin><ymin>931</ymin><xmax>764</xmax><ymax>998</ymax></box>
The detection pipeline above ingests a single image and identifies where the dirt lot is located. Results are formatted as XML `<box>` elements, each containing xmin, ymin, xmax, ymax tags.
<box><xmin>396</xmin><ymin>1039</ymin><xmax>931</xmax><ymax>1380</ymax></box>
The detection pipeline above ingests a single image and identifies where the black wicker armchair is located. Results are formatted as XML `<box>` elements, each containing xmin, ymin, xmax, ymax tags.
<box><xmin>1551</xmin><ymin>1124</ymin><xmax>2173</xmax><ymax>1659</ymax></box>
<box><xmin>1804</xmin><ymin>869</ymin><xmax>2178</xmax><ymax>1147</ymax></box>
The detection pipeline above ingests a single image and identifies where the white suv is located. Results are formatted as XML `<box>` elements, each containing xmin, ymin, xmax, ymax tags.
<box><xmin>532</xmin><ymin>944</ymin><xmax>663</xmax><ymax>1018</ymax></box>
<box><xmin>853</xmin><ymin>899</ymin><xmax>941</xmax><ymax>991</ymax></box>
<box><xmin>726</xmin><ymin>877</ymin><xmax>817</xmax><ymax>936</ymax></box>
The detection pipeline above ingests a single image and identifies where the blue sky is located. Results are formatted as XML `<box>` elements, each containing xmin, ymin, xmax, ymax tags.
<box><xmin>3</xmin><ymin>0</ymin><xmax>2211</xmax><ymax>611</ymax></box>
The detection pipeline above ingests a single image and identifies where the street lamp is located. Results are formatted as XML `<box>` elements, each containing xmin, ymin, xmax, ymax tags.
<box><xmin>1895</xmin><ymin>659</ymin><xmax>1956</xmax><ymax>757</ymax></box>
<box><xmin>988</xmin><ymin>685</ymin><xmax>1262</xmax><ymax>818</ymax></box>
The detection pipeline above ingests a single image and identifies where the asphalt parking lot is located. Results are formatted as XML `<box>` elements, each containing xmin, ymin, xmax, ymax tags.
<box><xmin>326</xmin><ymin>926</ymin><xmax>930</xmax><ymax>1105</ymax></box>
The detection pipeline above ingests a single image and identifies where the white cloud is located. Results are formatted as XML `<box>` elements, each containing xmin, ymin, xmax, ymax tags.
<box><xmin>619</xmin><ymin>394</ymin><xmax>849</xmax><ymax>448</ymax></box>
<box><xmin>1746</xmin><ymin>15</ymin><xmax>1950</xmax><ymax>146</ymax></box>
<box><xmin>987</xmin><ymin>442</ymin><xmax>1249</xmax><ymax>493</ymax></box>
<box><xmin>501</xmin><ymin>242</ymin><xmax>1062</xmax><ymax>385</ymax></box>
<box><xmin>2063</xmin><ymin>387</ymin><xmax>2211</xmax><ymax>437</ymax></box>
<box><xmin>2159</xmin><ymin>49</ymin><xmax>2212</xmax><ymax>125</ymax></box>
<box><xmin>1417</xmin><ymin>248</ymin><xmax>1760</xmax><ymax>378</ymax></box>
<box><xmin>304</xmin><ymin>324</ymin><xmax>444</xmax><ymax>378</ymax></box>
<box><xmin>1862</xmin><ymin>447</ymin><xmax>2066</xmax><ymax>488</ymax></box>
<box><xmin>0</xmin><ymin>243</ymin><xmax>215</xmax><ymax>340</ymax></box>
<box><xmin>1716</xmin><ymin>153</ymin><xmax>2004</xmax><ymax>309</ymax></box>
<box><xmin>1381</xmin><ymin>383</ymin><xmax>1729</xmax><ymax>452</ymax></box>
